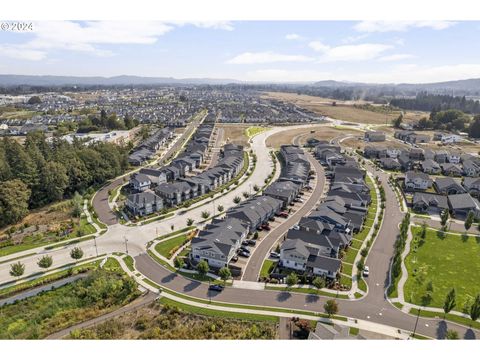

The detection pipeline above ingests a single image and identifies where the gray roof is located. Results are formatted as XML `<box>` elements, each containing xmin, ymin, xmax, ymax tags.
<box><xmin>412</xmin><ymin>192</ymin><xmax>448</xmax><ymax>209</ymax></box>
<box><xmin>448</xmin><ymin>193</ymin><xmax>480</xmax><ymax>210</ymax></box>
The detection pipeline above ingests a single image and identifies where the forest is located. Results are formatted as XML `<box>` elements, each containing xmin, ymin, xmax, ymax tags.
<box><xmin>0</xmin><ymin>131</ymin><xmax>130</xmax><ymax>227</ymax></box>
<box><xmin>390</xmin><ymin>92</ymin><xmax>480</xmax><ymax>114</ymax></box>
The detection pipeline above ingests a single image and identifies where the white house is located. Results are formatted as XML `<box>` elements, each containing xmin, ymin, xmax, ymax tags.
<box><xmin>404</xmin><ymin>171</ymin><xmax>432</xmax><ymax>191</ymax></box>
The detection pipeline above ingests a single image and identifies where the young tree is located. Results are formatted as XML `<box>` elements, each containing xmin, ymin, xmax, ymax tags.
<box><xmin>70</xmin><ymin>247</ymin><xmax>84</xmax><ymax>262</ymax></box>
<box><xmin>186</xmin><ymin>218</ymin><xmax>194</xmax><ymax>226</ymax></box>
<box><xmin>324</xmin><ymin>299</ymin><xmax>339</xmax><ymax>317</ymax></box>
<box><xmin>465</xmin><ymin>211</ymin><xmax>475</xmax><ymax>232</ymax></box>
<box><xmin>446</xmin><ymin>330</ymin><xmax>459</xmax><ymax>340</ymax></box>
<box><xmin>174</xmin><ymin>257</ymin><xmax>185</xmax><ymax>269</ymax></box>
<box><xmin>443</xmin><ymin>288</ymin><xmax>456</xmax><ymax>318</ymax></box>
<box><xmin>219</xmin><ymin>267</ymin><xmax>232</xmax><ymax>285</ymax></box>
<box><xmin>201</xmin><ymin>211</ymin><xmax>210</xmax><ymax>219</ymax></box>
<box><xmin>37</xmin><ymin>255</ymin><xmax>53</xmax><ymax>269</ymax></box>
<box><xmin>420</xmin><ymin>221</ymin><xmax>427</xmax><ymax>239</ymax></box>
<box><xmin>233</xmin><ymin>196</ymin><xmax>241</xmax><ymax>204</ymax></box>
<box><xmin>217</xmin><ymin>204</ymin><xmax>224</xmax><ymax>212</ymax></box>
<box><xmin>197</xmin><ymin>259</ymin><xmax>209</xmax><ymax>276</ymax></box>
<box><xmin>312</xmin><ymin>277</ymin><xmax>326</xmax><ymax>294</ymax></box>
<box><xmin>440</xmin><ymin>209</ymin><xmax>449</xmax><ymax>227</ymax></box>
<box><xmin>469</xmin><ymin>294</ymin><xmax>480</xmax><ymax>324</ymax></box>
<box><xmin>393</xmin><ymin>114</ymin><xmax>403</xmax><ymax>128</ymax></box>
<box><xmin>286</xmin><ymin>272</ymin><xmax>298</xmax><ymax>288</ymax></box>
<box><xmin>9</xmin><ymin>261</ymin><xmax>25</xmax><ymax>278</ymax></box>
<box><xmin>253</xmin><ymin>184</ymin><xmax>260</xmax><ymax>192</ymax></box>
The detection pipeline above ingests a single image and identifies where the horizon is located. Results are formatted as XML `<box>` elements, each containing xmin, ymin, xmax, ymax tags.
<box><xmin>2</xmin><ymin>21</ymin><xmax>480</xmax><ymax>84</ymax></box>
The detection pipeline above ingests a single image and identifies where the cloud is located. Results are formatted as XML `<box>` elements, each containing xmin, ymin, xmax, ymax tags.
<box><xmin>226</xmin><ymin>51</ymin><xmax>314</xmax><ymax>64</ymax></box>
<box><xmin>309</xmin><ymin>41</ymin><xmax>393</xmax><ymax>62</ymax></box>
<box><xmin>377</xmin><ymin>53</ymin><xmax>416</xmax><ymax>62</ymax></box>
<box><xmin>0</xmin><ymin>20</ymin><xmax>232</xmax><ymax>61</ymax></box>
<box><xmin>354</xmin><ymin>21</ymin><xmax>456</xmax><ymax>33</ymax></box>
<box><xmin>0</xmin><ymin>45</ymin><xmax>47</xmax><ymax>61</ymax></box>
<box><xmin>342</xmin><ymin>34</ymin><xmax>369</xmax><ymax>44</ymax></box>
<box><xmin>285</xmin><ymin>33</ymin><xmax>302</xmax><ymax>40</ymax></box>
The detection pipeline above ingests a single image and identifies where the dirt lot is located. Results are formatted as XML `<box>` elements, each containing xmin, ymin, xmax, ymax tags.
<box><xmin>263</xmin><ymin>91</ymin><xmax>428</xmax><ymax>125</ymax></box>
<box><xmin>265</xmin><ymin>125</ymin><xmax>361</xmax><ymax>148</ymax></box>
<box><xmin>217</xmin><ymin>124</ymin><xmax>250</xmax><ymax>147</ymax></box>
<box><xmin>342</xmin><ymin>137</ymin><xmax>411</xmax><ymax>152</ymax></box>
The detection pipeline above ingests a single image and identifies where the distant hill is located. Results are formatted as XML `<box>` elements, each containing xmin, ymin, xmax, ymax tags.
<box><xmin>313</xmin><ymin>78</ymin><xmax>480</xmax><ymax>93</ymax></box>
<box><xmin>0</xmin><ymin>74</ymin><xmax>242</xmax><ymax>87</ymax></box>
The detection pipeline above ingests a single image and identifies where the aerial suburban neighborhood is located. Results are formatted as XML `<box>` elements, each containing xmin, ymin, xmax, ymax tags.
<box><xmin>2</xmin><ymin>13</ymin><xmax>480</xmax><ymax>355</ymax></box>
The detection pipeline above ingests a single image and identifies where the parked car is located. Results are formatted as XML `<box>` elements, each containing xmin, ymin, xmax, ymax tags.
<box><xmin>270</xmin><ymin>252</ymin><xmax>280</xmax><ymax>259</ymax></box>
<box><xmin>208</xmin><ymin>284</ymin><xmax>224</xmax><ymax>292</ymax></box>
<box><xmin>231</xmin><ymin>256</ymin><xmax>239</xmax><ymax>263</ymax></box>
<box><xmin>242</xmin><ymin>240</ymin><xmax>250</xmax><ymax>246</ymax></box>
<box><xmin>257</xmin><ymin>226</ymin><xmax>263</xmax><ymax>231</ymax></box>
<box><xmin>363</xmin><ymin>266</ymin><xmax>370</xmax><ymax>277</ymax></box>
<box><xmin>239</xmin><ymin>251</ymin><xmax>250</xmax><ymax>258</ymax></box>
<box><xmin>247</xmin><ymin>239</ymin><xmax>257</xmax><ymax>246</ymax></box>
<box><xmin>278</xmin><ymin>211</ymin><xmax>289</xmax><ymax>218</ymax></box>
<box><xmin>298</xmin><ymin>199</ymin><xmax>304</xmax><ymax>203</ymax></box>
<box><xmin>240</xmin><ymin>246</ymin><xmax>251</xmax><ymax>254</ymax></box>
<box><xmin>262</xmin><ymin>223</ymin><xmax>271</xmax><ymax>230</ymax></box>
<box><xmin>291</xmin><ymin>224</ymin><xmax>300</xmax><ymax>230</ymax></box>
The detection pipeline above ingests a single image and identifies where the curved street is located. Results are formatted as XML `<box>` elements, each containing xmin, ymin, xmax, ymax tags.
<box><xmin>1</xmin><ymin>123</ymin><xmax>479</xmax><ymax>340</ymax></box>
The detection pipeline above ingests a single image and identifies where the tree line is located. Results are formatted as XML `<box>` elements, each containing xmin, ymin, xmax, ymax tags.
<box><xmin>77</xmin><ymin>109</ymin><xmax>139</xmax><ymax>133</ymax></box>
<box><xmin>0</xmin><ymin>131</ymin><xmax>130</xmax><ymax>227</ymax></box>
<box><xmin>390</xmin><ymin>92</ymin><xmax>480</xmax><ymax>114</ymax></box>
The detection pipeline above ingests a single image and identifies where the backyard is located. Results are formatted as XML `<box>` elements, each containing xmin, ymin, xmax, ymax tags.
<box><xmin>403</xmin><ymin>227</ymin><xmax>480</xmax><ymax>311</ymax></box>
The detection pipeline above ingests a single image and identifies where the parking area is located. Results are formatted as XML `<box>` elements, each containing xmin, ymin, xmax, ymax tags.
<box><xmin>231</xmin><ymin>181</ymin><xmax>316</xmax><ymax>277</ymax></box>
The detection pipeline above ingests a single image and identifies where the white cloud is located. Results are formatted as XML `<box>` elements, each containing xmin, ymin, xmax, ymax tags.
<box><xmin>309</xmin><ymin>41</ymin><xmax>393</xmax><ymax>62</ymax></box>
<box><xmin>0</xmin><ymin>20</ymin><xmax>232</xmax><ymax>61</ymax></box>
<box><xmin>0</xmin><ymin>45</ymin><xmax>46</xmax><ymax>61</ymax></box>
<box><xmin>377</xmin><ymin>53</ymin><xmax>416</xmax><ymax>62</ymax></box>
<box><xmin>285</xmin><ymin>33</ymin><xmax>302</xmax><ymax>40</ymax></box>
<box><xmin>226</xmin><ymin>51</ymin><xmax>314</xmax><ymax>64</ymax></box>
<box><xmin>342</xmin><ymin>34</ymin><xmax>369</xmax><ymax>44</ymax></box>
<box><xmin>354</xmin><ymin>21</ymin><xmax>456</xmax><ymax>33</ymax></box>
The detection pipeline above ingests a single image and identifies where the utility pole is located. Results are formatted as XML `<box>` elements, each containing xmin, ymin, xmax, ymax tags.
<box><xmin>124</xmin><ymin>236</ymin><xmax>129</xmax><ymax>254</ymax></box>
<box><xmin>93</xmin><ymin>236</ymin><xmax>98</xmax><ymax>257</ymax></box>
<box><xmin>412</xmin><ymin>307</ymin><xmax>421</xmax><ymax>339</ymax></box>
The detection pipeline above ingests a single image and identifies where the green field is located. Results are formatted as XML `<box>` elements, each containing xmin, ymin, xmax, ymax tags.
<box><xmin>404</xmin><ymin>227</ymin><xmax>480</xmax><ymax>311</ymax></box>
<box><xmin>154</xmin><ymin>234</ymin><xmax>189</xmax><ymax>259</ymax></box>
<box><xmin>260</xmin><ymin>259</ymin><xmax>276</xmax><ymax>278</ymax></box>
<box><xmin>245</xmin><ymin>126</ymin><xmax>270</xmax><ymax>138</ymax></box>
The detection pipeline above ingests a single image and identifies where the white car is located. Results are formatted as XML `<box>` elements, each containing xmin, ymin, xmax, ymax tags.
<box><xmin>363</xmin><ymin>266</ymin><xmax>370</xmax><ymax>277</ymax></box>
<box><xmin>292</xmin><ymin>224</ymin><xmax>300</xmax><ymax>230</ymax></box>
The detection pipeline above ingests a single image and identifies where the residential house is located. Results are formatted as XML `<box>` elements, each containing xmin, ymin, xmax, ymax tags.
<box><xmin>263</xmin><ymin>180</ymin><xmax>301</xmax><ymax>208</ymax></box>
<box><xmin>364</xmin><ymin>131</ymin><xmax>386</xmax><ymax>142</ymax></box>
<box><xmin>379</xmin><ymin>157</ymin><xmax>401</xmax><ymax>171</ymax></box>
<box><xmin>126</xmin><ymin>190</ymin><xmax>163</xmax><ymax>216</ymax></box>
<box><xmin>441</xmin><ymin>163</ymin><xmax>463</xmax><ymax>177</ymax></box>
<box><xmin>434</xmin><ymin>177</ymin><xmax>466</xmax><ymax>195</ymax></box>
<box><xmin>463</xmin><ymin>177</ymin><xmax>480</xmax><ymax>196</ymax></box>
<box><xmin>404</xmin><ymin>171</ymin><xmax>432</xmax><ymax>191</ymax></box>
<box><xmin>421</xmin><ymin>159</ymin><xmax>441</xmax><ymax>175</ymax></box>
<box><xmin>412</xmin><ymin>192</ymin><xmax>448</xmax><ymax>214</ymax></box>
<box><xmin>448</xmin><ymin>193</ymin><xmax>480</xmax><ymax>218</ymax></box>
<box><xmin>129</xmin><ymin>173</ymin><xmax>151</xmax><ymax>192</ymax></box>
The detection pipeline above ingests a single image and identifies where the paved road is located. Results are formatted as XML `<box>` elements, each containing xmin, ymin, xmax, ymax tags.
<box><xmin>242</xmin><ymin>150</ymin><xmax>325</xmax><ymax>281</ymax></box>
<box><xmin>92</xmin><ymin>115</ymin><xmax>203</xmax><ymax>225</ymax></box>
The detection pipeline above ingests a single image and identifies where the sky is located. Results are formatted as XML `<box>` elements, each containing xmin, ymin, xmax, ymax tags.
<box><xmin>1</xmin><ymin>20</ymin><xmax>480</xmax><ymax>84</ymax></box>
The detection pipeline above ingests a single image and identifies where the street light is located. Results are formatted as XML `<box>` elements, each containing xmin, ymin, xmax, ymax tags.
<box><xmin>124</xmin><ymin>236</ymin><xmax>129</xmax><ymax>254</ymax></box>
<box><xmin>93</xmin><ymin>236</ymin><xmax>98</xmax><ymax>257</ymax></box>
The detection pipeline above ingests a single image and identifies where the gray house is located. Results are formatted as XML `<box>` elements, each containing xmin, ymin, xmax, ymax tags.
<box><xmin>448</xmin><ymin>193</ymin><xmax>480</xmax><ymax>218</ymax></box>
<box><xmin>126</xmin><ymin>190</ymin><xmax>163</xmax><ymax>216</ymax></box>
<box><xmin>434</xmin><ymin>177</ymin><xmax>466</xmax><ymax>195</ymax></box>
<box><xmin>412</xmin><ymin>192</ymin><xmax>448</xmax><ymax>214</ymax></box>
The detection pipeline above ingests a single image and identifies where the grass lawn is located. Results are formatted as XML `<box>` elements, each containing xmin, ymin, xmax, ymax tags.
<box><xmin>353</xmin><ymin>227</ymin><xmax>370</xmax><ymax>242</ymax></box>
<box><xmin>358</xmin><ymin>277</ymin><xmax>368</xmax><ymax>292</ymax></box>
<box><xmin>154</xmin><ymin>234</ymin><xmax>189</xmax><ymax>259</ymax></box>
<box><xmin>342</xmin><ymin>262</ymin><xmax>353</xmax><ymax>276</ymax></box>
<box><xmin>245</xmin><ymin>126</ymin><xmax>270</xmax><ymax>138</ymax></box>
<box><xmin>349</xmin><ymin>327</ymin><xmax>359</xmax><ymax>336</ymax></box>
<box><xmin>264</xmin><ymin>286</ymin><xmax>350</xmax><ymax>299</ymax></box>
<box><xmin>103</xmin><ymin>257</ymin><xmax>123</xmax><ymax>273</ymax></box>
<box><xmin>350</xmin><ymin>239</ymin><xmax>363</xmax><ymax>250</ymax></box>
<box><xmin>159</xmin><ymin>297</ymin><xmax>279</xmax><ymax>323</ymax></box>
<box><xmin>340</xmin><ymin>276</ymin><xmax>352</xmax><ymax>288</ymax></box>
<box><xmin>260</xmin><ymin>259</ymin><xmax>276</xmax><ymax>278</ymax></box>
<box><xmin>409</xmin><ymin>308</ymin><xmax>480</xmax><ymax>330</ymax></box>
<box><xmin>343</xmin><ymin>248</ymin><xmax>358</xmax><ymax>264</ymax></box>
<box><xmin>123</xmin><ymin>255</ymin><xmax>135</xmax><ymax>272</ymax></box>
<box><xmin>404</xmin><ymin>227</ymin><xmax>480</xmax><ymax>311</ymax></box>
